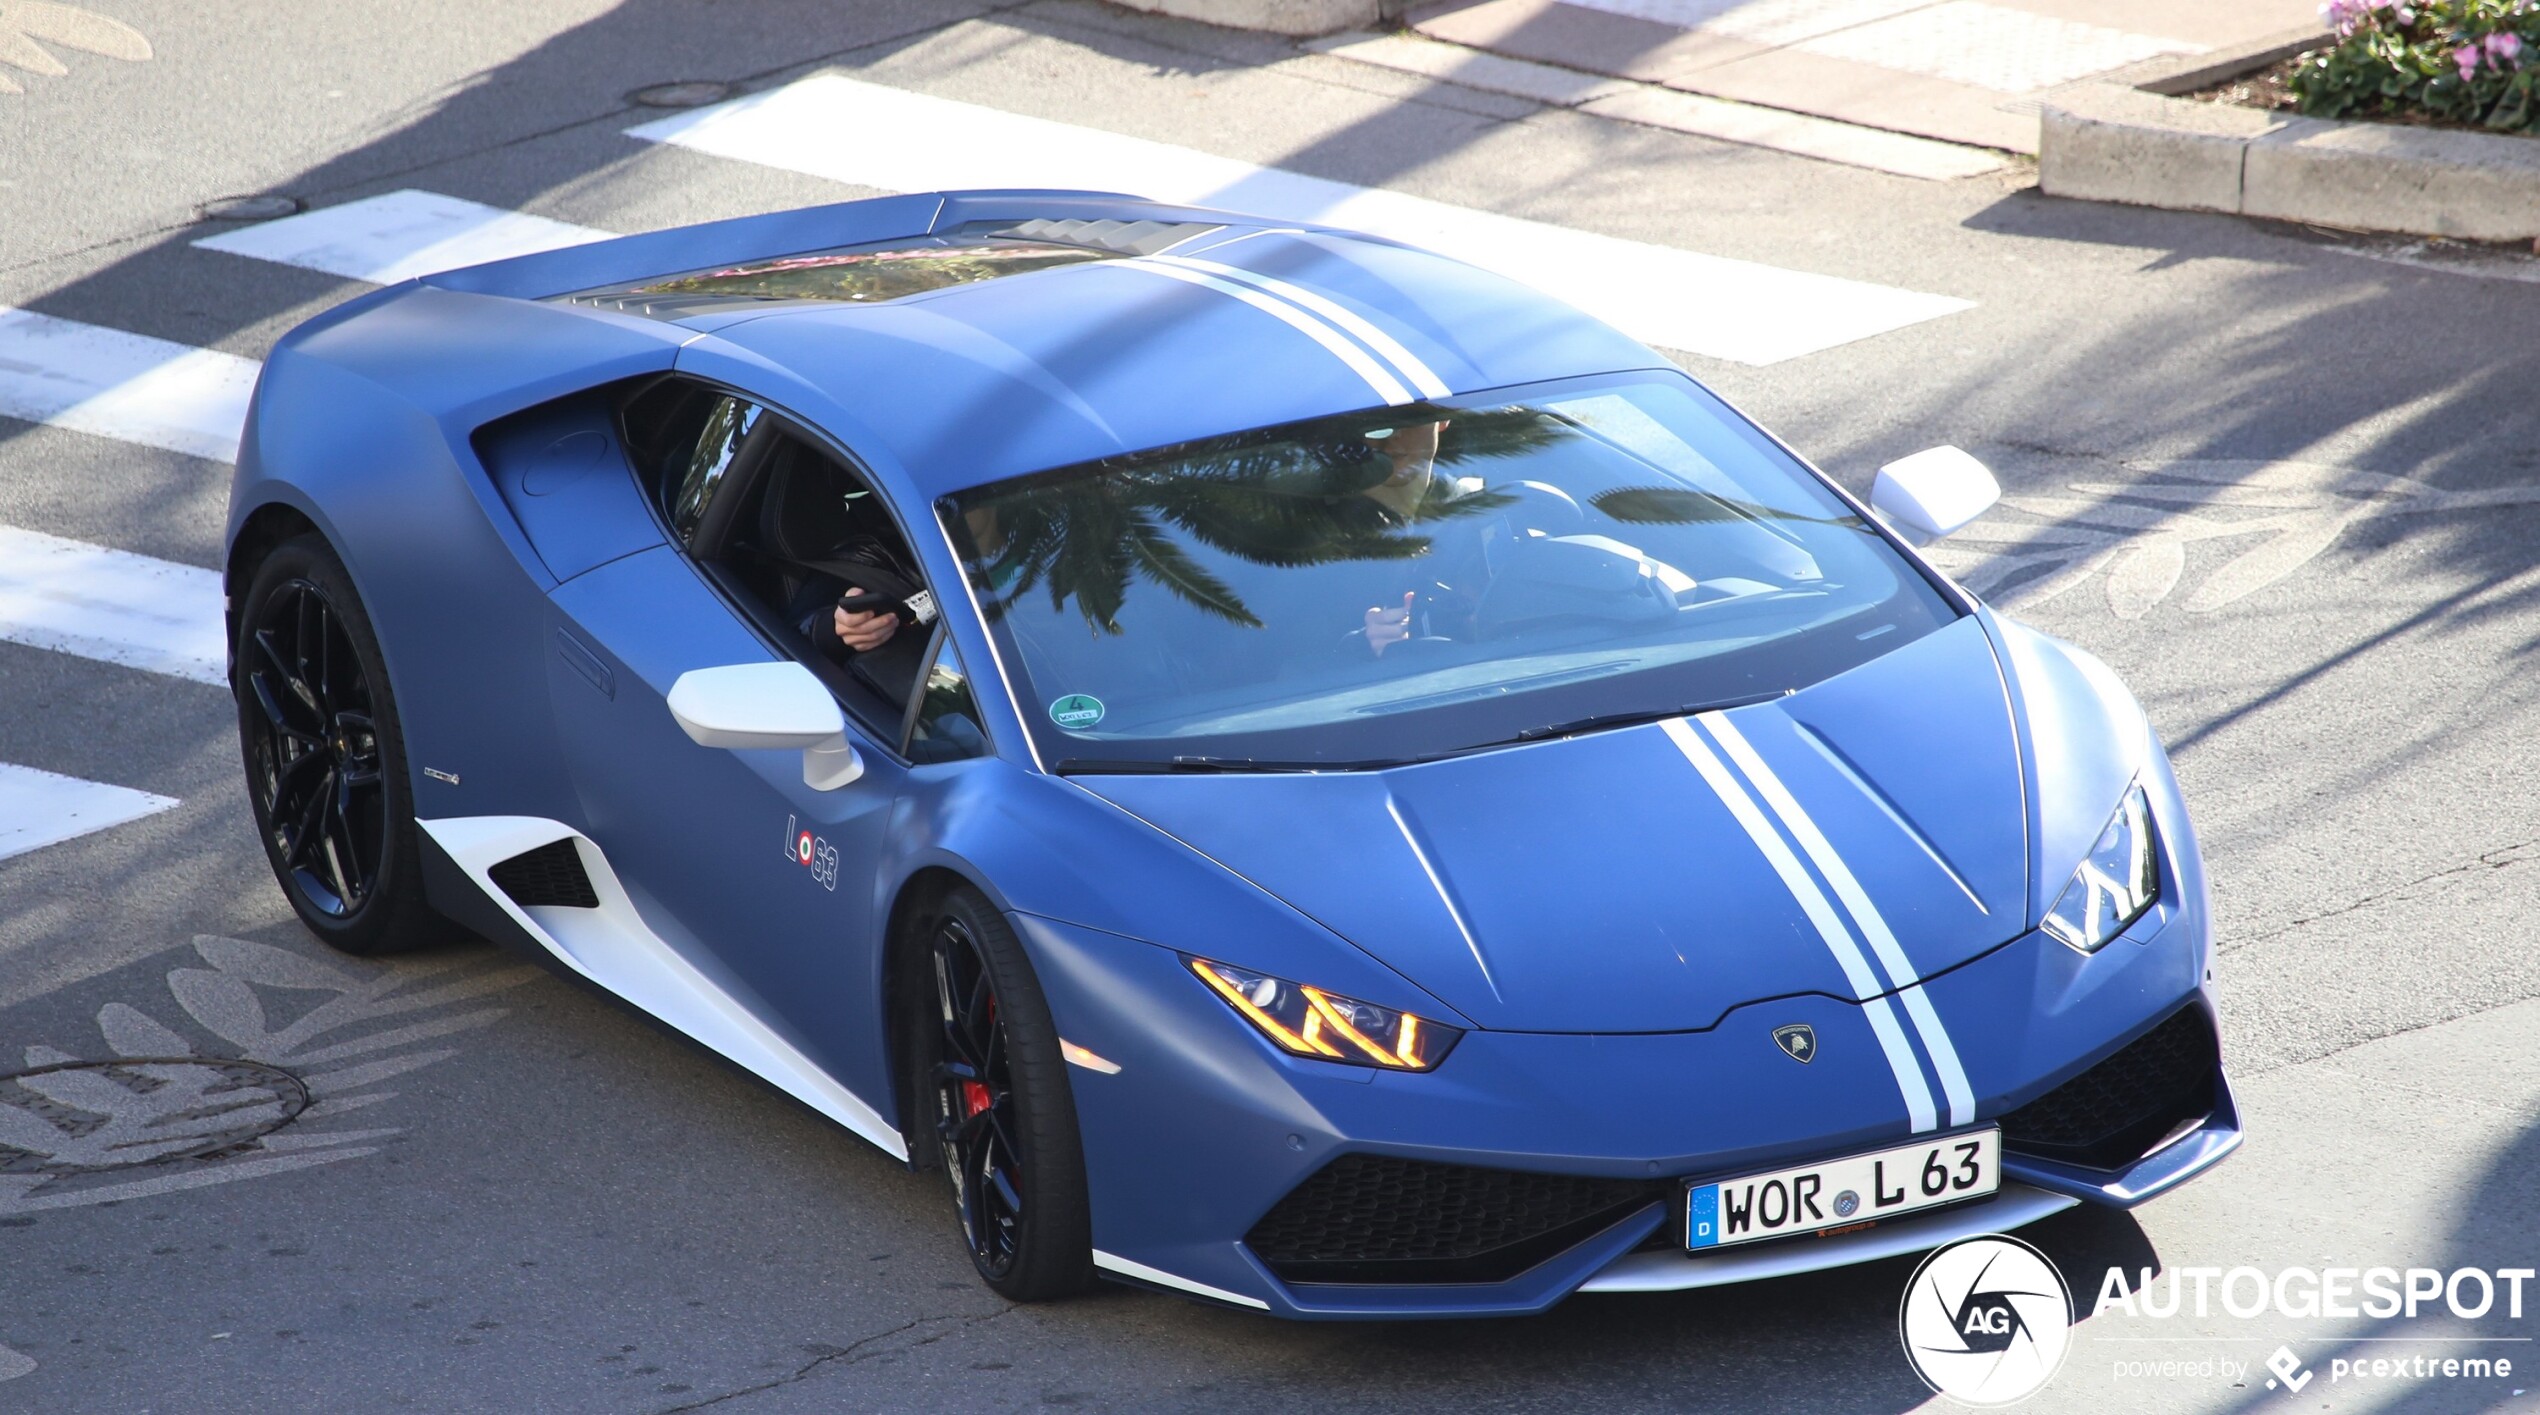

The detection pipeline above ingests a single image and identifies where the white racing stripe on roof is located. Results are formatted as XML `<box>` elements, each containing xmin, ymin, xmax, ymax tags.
<box><xmin>1143</xmin><ymin>253</ymin><xmax>1453</xmax><ymax>401</ymax></box>
<box><xmin>1700</xmin><ymin>713</ymin><xmax>1975</xmax><ymax>1127</ymax></box>
<box><xmin>624</xmin><ymin>73</ymin><xmax>1972</xmax><ymax>365</ymax></box>
<box><xmin>0</xmin><ymin>761</ymin><xmax>178</xmax><ymax>863</ymax></box>
<box><xmin>192</xmin><ymin>190</ymin><xmax>614</xmax><ymax>285</ymax></box>
<box><xmin>0</xmin><ymin>525</ymin><xmax>226</xmax><ymax>684</ymax></box>
<box><xmin>0</xmin><ymin>308</ymin><xmax>256</xmax><ymax>462</ymax></box>
<box><xmin>1661</xmin><ymin>717</ymin><xmax>1939</xmax><ymax>1132</ymax></box>
<box><xmin>1115</xmin><ymin>259</ymin><xmax>1417</xmax><ymax>406</ymax></box>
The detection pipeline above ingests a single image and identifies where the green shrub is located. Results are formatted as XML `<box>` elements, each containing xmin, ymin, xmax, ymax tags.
<box><xmin>2291</xmin><ymin>0</ymin><xmax>2540</xmax><ymax>131</ymax></box>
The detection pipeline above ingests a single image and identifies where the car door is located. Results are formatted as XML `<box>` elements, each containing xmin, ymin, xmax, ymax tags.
<box><xmin>539</xmin><ymin>379</ymin><xmax>936</xmax><ymax>1129</ymax></box>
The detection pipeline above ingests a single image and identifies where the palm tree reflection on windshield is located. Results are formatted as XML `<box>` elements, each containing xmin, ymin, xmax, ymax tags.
<box><xmin>962</xmin><ymin>408</ymin><xmax>1559</xmax><ymax>635</ymax></box>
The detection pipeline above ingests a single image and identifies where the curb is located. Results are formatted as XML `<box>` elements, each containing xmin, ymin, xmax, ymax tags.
<box><xmin>2039</xmin><ymin>36</ymin><xmax>2540</xmax><ymax>240</ymax></box>
<box><xmin>1104</xmin><ymin>0</ymin><xmax>1385</xmax><ymax>37</ymax></box>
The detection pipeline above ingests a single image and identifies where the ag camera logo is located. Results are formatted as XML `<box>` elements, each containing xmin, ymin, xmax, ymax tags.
<box><xmin>1900</xmin><ymin>1235</ymin><xmax>2073</xmax><ymax>1406</ymax></box>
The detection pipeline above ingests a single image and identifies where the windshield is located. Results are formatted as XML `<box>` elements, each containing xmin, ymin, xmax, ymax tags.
<box><xmin>943</xmin><ymin>372</ymin><xmax>1958</xmax><ymax>771</ymax></box>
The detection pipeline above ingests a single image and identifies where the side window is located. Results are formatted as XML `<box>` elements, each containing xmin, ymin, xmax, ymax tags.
<box><xmin>667</xmin><ymin>396</ymin><xmax>763</xmax><ymax>548</ymax></box>
<box><xmin>620</xmin><ymin>377</ymin><xmax>946</xmax><ymax>751</ymax></box>
<box><xmin>906</xmin><ymin>637</ymin><xmax>989</xmax><ymax>764</ymax></box>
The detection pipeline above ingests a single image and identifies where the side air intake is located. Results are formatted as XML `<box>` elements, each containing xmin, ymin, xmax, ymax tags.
<box><xmin>488</xmin><ymin>838</ymin><xmax>599</xmax><ymax>910</ymax></box>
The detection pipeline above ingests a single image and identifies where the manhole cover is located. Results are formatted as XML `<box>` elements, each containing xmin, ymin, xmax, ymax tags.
<box><xmin>0</xmin><ymin>1058</ymin><xmax>310</xmax><ymax>1176</ymax></box>
<box><xmin>630</xmin><ymin>80</ymin><xmax>730</xmax><ymax>108</ymax></box>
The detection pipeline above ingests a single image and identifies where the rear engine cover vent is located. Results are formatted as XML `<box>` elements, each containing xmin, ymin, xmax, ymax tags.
<box><xmin>489</xmin><ymin>838</ymin><xmax>599</xmax><ymax>910</ymax></box>
<box><xmin>964</xmin><ymin>218</ymin><xmax>1223</xmax><ymax>256</ymax></box>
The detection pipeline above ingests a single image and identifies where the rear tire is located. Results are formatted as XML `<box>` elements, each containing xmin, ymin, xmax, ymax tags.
<box><xmin>907</xmin><ymin>886</ymin><xmax>1095</xmax><ymax>1301</ymax></box>
<box><xmin>233</xmin><ymin>535</ymin><xmax>451</xmax><ymax>956</ymax></box>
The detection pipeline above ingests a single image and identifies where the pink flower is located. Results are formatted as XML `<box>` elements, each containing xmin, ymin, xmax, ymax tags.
<box><xmin>2485</xmin><ymin>31</ymin><xmax>2523</xmax><ymax>66</ymax></box>
<box><xmin>2454</xmin><ymin>42</ymin><xmax>2482</xmax><ymax>79</ymax></box>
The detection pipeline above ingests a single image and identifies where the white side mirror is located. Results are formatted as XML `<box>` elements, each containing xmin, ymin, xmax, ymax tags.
<box><xmin>666</xmin><ymin>661</ymin><xmax>864</xmax><ymax>790</ymax></box>
<box><xmin>1871</xmin><ymin>445</ymin><xmax>2000</xmax><ymax>546</ymax></box>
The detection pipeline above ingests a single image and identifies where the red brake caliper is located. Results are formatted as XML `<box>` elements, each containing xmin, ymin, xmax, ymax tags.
<box><xmin>961</xmin><ymin>1080</ymin><xmax>992</xmax><ymax>1118</ymax></box>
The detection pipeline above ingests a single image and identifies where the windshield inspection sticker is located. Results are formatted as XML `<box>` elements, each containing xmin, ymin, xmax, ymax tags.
<box><xmin>1049</xmin><ymin>694</ymin><xmax>1105</xmax><ymax>729</ymax></box>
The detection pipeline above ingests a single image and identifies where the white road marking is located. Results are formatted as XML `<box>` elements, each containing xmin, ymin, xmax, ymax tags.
<box><xmin>0</xmin><ymin>524</ymin><xmax>225</xmax><ymax>683</ymax></box>
<box><xmin>1660</xmin><ymin>717</ymin><xmax>1938</xmax><ymax>1131</ymax></box>
<box><xmin>0</xmin><ymin>308</ymin><xmax>254</xmax><ymax>462</ymax></box>
<box><xmin>191</xmin><ymin>189</ymin><xmax>613</xmax><ymax>285</ymax></box>
<box><xmin>0</xmin><ymin>1341</ymin><xmax>33</xmax><ymax>1383</ymax></box>
<box><xmin>0</xmin><ymin>762</ymin><xmax>177</xmax><ymax>863</ymax></box>
<box><xmin>625</xmin><ymin>74</ymin><xmax>1972</xmax><ymax>365</ymax></box>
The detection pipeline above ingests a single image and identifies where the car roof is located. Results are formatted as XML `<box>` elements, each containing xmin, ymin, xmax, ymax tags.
<box><xmin>668</xmin><ymin>203</ymin><xmax>1671</xmax><ymax>496</ymax></box>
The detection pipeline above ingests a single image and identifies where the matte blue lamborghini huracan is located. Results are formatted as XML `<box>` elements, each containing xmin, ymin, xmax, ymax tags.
<box><xmin>224</xmin><ymin>189</ymin><xmax>2237</xmax><ymax>1318</ymax></box>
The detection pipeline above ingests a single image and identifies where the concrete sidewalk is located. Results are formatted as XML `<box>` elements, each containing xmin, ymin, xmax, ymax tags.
<box><xmin>1409</xmin><ymin>0</ymin><xmax>2323</xmax><ymax>153</ymax></box>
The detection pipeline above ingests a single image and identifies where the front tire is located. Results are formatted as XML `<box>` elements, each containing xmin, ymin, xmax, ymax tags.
<box><xmin>910</xmin><ymin>887</ymin><xmax>1094</xmax><ymax>1301</ymax></box>
<box><xmin>233</xmin><ymin>535</ymin><xmax>450</xmax><ymax>956</ymax></box>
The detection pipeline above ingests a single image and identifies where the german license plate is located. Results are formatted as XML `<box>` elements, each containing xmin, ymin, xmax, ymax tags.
<box><xmin>1686</xmin><ymin>1129</ymin><xmax>2000</xmax><ymax>1250</ymax></box>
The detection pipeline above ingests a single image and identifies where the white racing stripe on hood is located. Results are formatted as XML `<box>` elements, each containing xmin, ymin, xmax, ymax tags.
<box><xmin>1111</xmin><ymin>259</ymin><xmax>1415</xmax><ymax>405</ymax></box>
<box><xmin>1141</xmin><ymin>253</ymin><xmax>1454</xmax><ymax>401</ymax></box>
<box><xmin>1699</xmin><ymin>714</ymin><xmax>1976</xmax><ymax>1128</ymax></box>
<box><xmin>1660</xmin><ymin>717</ymin><xmax>1939</xmax><ymax>1133</ymax></box>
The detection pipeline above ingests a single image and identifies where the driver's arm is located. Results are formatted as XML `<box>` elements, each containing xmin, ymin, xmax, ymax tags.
<box><xmin>832</xmin><ymin>589</ymin><xmax>899</xmax><ymax>653</ymax></box>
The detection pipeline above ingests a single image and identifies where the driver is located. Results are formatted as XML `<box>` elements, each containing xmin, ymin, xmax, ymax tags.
<box><xmin>1339</xmin><ymin>420</ymin><xmax>1485</xmax><ymax>656</ymax></box>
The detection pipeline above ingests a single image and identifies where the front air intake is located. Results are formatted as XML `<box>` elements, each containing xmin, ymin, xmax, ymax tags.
<box><xmin>1998</xmin><ymin>1006</ymin><xmax>2218</xmax><ymax>1170</ymax></box>
<box><xmin>488</xmin><ymin>838</ymin><xmax>598</xmax><ymax>910</ymax></box>
<box><xmin>1244</xmin><ymin>1154</ymin><xmax>1663</xmax><ymax>1286</ymax></box>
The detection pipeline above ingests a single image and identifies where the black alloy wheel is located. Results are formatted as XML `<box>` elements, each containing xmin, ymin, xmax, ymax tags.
<box><xmin>932</xmin><ymin>913</ymin><xmax>1025</xmax><ymax>1278</ymax></box>
<box><xmin>243</xmin><ymin>577</ymin><xmax>381</xmax><ymax>917</ymax></box>
<box><xmin>915</xmin><ymin>888</ymin><xmax>1092</xmax><ymax>1300</ymax></box>
<box><xmin>234</xmin><ymin>536</ymin><xmax>448</xmax><ymax>955</ymax></box>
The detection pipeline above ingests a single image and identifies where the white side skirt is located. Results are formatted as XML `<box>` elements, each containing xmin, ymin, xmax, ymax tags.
<box><xmin>1092</xmin><ymin>1249</ymin><xmax>1270</xmax><ymax>1310</ymax></box>
<box><xmin>417</xmin><ymin>814</ymin><xmax>906</xmax><ymax>1161</ymax></box>
<box><xmin>1577</xmin><ymin>1182</ymin><xmax>2077</xmax><ymax>1292</ymax></box>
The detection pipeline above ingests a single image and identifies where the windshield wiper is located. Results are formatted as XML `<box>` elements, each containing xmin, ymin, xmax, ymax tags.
<box><xmin>1055</xmin><ymin>690</ymin><xmax>1795</xmax><ymax>776</ymax></box>
<box><xmin>1054</xmin><ymin>755</ymin><xmax>1394</xmax><ymax>775</ymax></box>
<box><xmin>1500</xmin><ymin>688</ymin><xmax>1795</xmax><ymax>747</ymax></box>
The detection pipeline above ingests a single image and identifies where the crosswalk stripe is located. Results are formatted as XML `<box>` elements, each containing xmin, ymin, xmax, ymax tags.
<box><xmin>625</xmin><ymin>73</ymin><xmax>1972</xmax><ymax>366</ymax></box>
<box><xmin>0</xmin><ymin>524</ymin><xmax>226</xmax><ymax>684</ymax></box>
<box><xmin>0</xmin><ymin>761</ymin><xmax>178</xmax><ymax>863</ymax></box>
<box><xmin>0</xmin><ymin>308</ymin><xmax>256</xmax><ymax>462</ymax></box>
<box><xmin>191</xmin><ymin>189</ymin><xmax>613</xmax><ymax>286</ymax></box>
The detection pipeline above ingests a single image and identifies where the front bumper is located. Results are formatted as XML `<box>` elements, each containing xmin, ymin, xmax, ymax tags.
<box><xmin>1021</xmin><ymin>896</ymin><xmax>2235</xmax><ymax>1320</ymax></box>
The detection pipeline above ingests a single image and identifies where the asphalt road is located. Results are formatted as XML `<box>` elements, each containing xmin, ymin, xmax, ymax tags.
<box><xmin>3</xmin><ymin>3</ymin><xmax>2537</xmax><ymax>1411</ymax></box>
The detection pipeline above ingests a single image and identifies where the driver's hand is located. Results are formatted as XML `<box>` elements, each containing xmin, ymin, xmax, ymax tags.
<box><xmin>1364</xmin><ymin>591</ymin><xmax>1415</xmax><ymax>656</ymax></box>
<box><xmin>834</xmin><ymin>589</ymin><xmax>899</xmax><ymax>653</ymax></box>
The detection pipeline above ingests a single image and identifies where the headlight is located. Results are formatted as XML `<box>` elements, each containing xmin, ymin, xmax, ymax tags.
<box><xmin>2042</xmin><ymin>784</ymin><xmax>2160</xmax><ymax>953</ymax></box>
<box><xmin>1187</xmin><ymin>957</ymin><xmax>1462</xmax><ymax>1071</ymax></box>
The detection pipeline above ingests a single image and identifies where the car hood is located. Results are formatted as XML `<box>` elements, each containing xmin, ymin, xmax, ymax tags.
<box><xmin>1077</xmin><ymin>617</ymin><xmax>2030</xmax><ymax>1033</ymax></box>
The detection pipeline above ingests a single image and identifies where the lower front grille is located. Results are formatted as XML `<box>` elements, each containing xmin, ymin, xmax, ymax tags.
<box><xmin>488</xmin><ymin>838</ymin><xmax>598</xmax><ymax>910</ymax></box>
<box><xmin>1244</xmin><ymin>1154</ymin><xmax>1664</xmax><ymax>1286</ymax></box>
<box><xmin>1999</xmin><ymin>1006</ymin><xmax>2217</xmax><ymax>1170</ymax></box>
